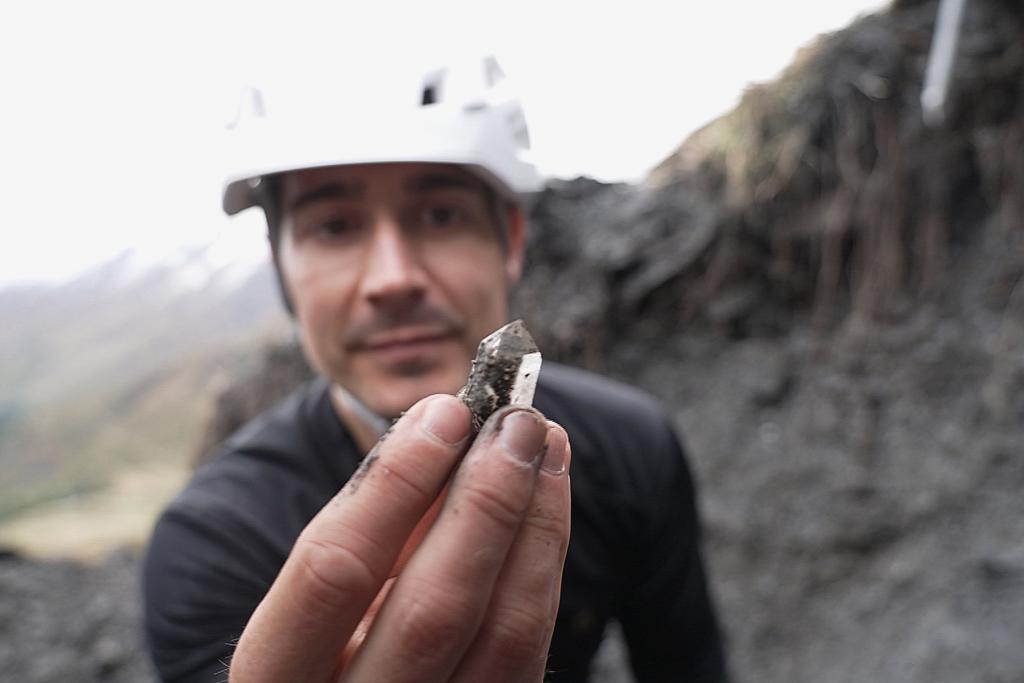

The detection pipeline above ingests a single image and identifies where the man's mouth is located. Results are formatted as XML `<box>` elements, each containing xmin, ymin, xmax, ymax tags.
<box><xmin>357</xmin><ymin>328</ymin><xmax>458</xmax><ymax>355</ymax></box>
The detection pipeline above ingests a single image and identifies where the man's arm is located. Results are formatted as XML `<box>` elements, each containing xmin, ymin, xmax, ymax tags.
<box><xmin>144</xmin><ymin>481</ymin><xmax>284</xmax><ymax>682</ymax></box>
<box><xmin>229</xmin><ymin>394</ymin><xmax>572</xmax><ymax>682</ymax></box>
<box><xmin>619</xmin><ymin>418</ymin><xmax>729</xmax><ymax>682</ymax></box>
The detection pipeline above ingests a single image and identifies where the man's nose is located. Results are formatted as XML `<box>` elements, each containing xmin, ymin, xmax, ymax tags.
<box><xmin>360</xmin><ymin>219</ymin><xmax>427</xmax><ymax>309</ymax></box>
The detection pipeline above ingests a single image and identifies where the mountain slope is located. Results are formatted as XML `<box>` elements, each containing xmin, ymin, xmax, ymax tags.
<box><xmin>0</xmin><ymin>248</ymin><xmax>289</xmax><ymax>519</ymax></box>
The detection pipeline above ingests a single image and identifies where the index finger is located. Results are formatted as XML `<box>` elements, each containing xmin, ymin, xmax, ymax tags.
<box><xmin>229</xmin><ymin>394</ymin><xmax>472</xmax><ymax>683</ymax></box>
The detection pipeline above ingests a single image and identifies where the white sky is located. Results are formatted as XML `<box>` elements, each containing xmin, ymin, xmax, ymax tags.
<box><xmin>0</xmin><ymin>0</ymin><xmax>890</xmax><ymax>287</ymax></box>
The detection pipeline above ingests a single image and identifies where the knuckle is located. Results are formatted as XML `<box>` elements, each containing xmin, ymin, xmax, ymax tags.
<box><xmin>392</xmin><ymin>589</ymin><xmax>476</xmax><ymax>666</ymax></box>
<box><xmin>295</xmin><ymin>538</ymin><xmax>378</xmax><ymax>613</ymax></box>
<box><xmin>375</xmin><ymin>457</ymin><xmax>437</xmax><ymax>503</ymax></box>
<box><xmin>459</xmin><ymin>481</ymin><xmax>529</xmax><ymax>534</ymax></box>
<box><xmin>523</xmin><ymin>504</ymin><xmax>567</xmax><ymax>539</ymax></box>
<box><xmin>479</xmin><ymin>603</ymin><xmax>551</xmax><ymax>666</ymax></box>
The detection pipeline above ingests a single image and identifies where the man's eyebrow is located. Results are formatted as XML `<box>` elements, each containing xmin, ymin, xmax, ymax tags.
<box><xmin>288</xmin><ymin>182</ymin><xmax>364</xmax><ymax>213</ymax></box>
<box><xmin>404</xmin><ymin>172</ymin><xmax>481</xmax><ymax>194</ymax></box>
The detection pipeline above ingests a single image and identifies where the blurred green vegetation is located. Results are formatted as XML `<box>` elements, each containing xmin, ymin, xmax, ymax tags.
<box><xmin>0</xmin><ymin>341</ymin><xmax>266</xmax><ymax>522</ymax></box>
<box><xmin>0</xmin><ymin>261</ymin><xmax>288</xmax><ymax>525</ymax></box>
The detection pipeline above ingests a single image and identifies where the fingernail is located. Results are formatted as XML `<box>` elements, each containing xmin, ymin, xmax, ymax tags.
<box><xmin>499</xmin><ymin>410</ymin><xmax>547</xmax><ymax>465</ymax></box>
<box><xmin>421</xmin><ymin>395</ymin><xmax>470</xmax><ymax>446</ymax></box>
<box><xmin>541</xmin><ymin>425</ymin><xmax>568</xmax><ymax>475</ymax></box>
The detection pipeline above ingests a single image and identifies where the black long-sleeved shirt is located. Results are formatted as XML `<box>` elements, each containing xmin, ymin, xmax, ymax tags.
<box><xmin>143</xmin><ymin>362</ymin><xmax>727</xmax><ymax>682</ymax></box>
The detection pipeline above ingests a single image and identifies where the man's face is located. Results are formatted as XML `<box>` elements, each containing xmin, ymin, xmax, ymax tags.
<box><xmin>277</xmin><ymin>162</ymin><xmax>525</xmax><ymax>418</ymax></box>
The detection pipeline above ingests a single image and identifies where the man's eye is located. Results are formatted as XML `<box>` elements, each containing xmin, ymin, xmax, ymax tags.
<box><xmin>315</xmin><ymin>219</ymin><xmax>356</xmax><ymax>238</ymax></box>
<box><xmin>420</xmin><ymin>206</ymin><xmax>463</xmax><ymax>227</ymax></box>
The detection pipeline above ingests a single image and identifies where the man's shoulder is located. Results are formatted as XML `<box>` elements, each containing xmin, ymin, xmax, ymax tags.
<box><xmin>164</xmin><ymin>377</ymin><xmax>348</xmax><ymax>522</ymax></box>
<box><xmin>535</xmin><ymin>365</ymin><xmax>693</xmax><ymax>529</ymax></box>
<box><xmin>218</xmin><ymin>376</ymin><xmax>332</xmax><ymax>456</ymax></box>
<box><xmin>534</xmin><ymin>362</ymin><xmax>683</xmax><ymax>484</ymax></box>
<box><xmin>536</xmin><ymin>362</ymin><xmax>670</xmax><ymax>431</ymax></box>
<box><xmin>142</xmin><ymin>383</ymin><xmax>344</xmax><ymax>682</ymax></box>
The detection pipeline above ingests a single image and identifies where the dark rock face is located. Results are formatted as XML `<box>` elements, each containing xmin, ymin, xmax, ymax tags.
<box><xmin>512</xmin><ymin>177</ymin><xmax>1024</xmax><ymax>683</ymax></box>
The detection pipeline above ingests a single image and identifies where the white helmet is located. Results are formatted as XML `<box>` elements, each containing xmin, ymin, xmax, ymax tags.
<box><xmin>221</xmin><ymin>55</ymin><xmax>542</xmax><ymax>216</ymax></box>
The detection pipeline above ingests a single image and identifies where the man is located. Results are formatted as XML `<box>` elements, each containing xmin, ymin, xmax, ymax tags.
<box><xmin>144</xmin><ymin>57</ymin><xmax>727</xmax><ymax>682</ymax></box>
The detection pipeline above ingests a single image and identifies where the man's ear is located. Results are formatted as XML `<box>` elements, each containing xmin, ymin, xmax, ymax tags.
<box><xmin>504</xmin><ymin>205</ymin><xmax>527</xmax><ymax>285</ymax></box>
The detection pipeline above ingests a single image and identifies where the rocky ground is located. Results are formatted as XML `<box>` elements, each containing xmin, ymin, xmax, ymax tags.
<box><xmin>0</xmin><ymin>550</ymin><xmax>158</xmax><ymax>682</ymax></box>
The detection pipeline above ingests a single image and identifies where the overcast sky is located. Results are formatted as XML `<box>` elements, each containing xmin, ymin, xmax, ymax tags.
<box><xmin>1</xmin><ymin>0</ymin><xmax>891</xmax><ymax>287</ymax></box>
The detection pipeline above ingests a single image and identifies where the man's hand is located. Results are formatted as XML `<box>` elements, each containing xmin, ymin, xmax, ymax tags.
<box><xmin>229</xmin><ymin>394</ymin><xmax>571</xmax><ymax>683</ymax></box>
